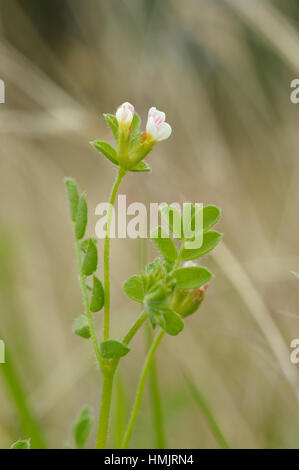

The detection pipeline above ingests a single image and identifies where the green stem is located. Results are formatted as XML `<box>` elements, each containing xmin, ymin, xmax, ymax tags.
<box><xmin>146</xmin><ymin>323</ymin><xmax>166</xmax><ymax>449</ymax></box>
<box><xmin>121</xmin><ymin>329</ymin><xmax>165</xmax><ymax>449</ymax></box>
<box><xmin>111</xmin><ymin>372</ymin><xmax>127</xmax><ymax>449</ymax></box>
<box><xmin>103</xmin><ymin>168</ymin><xmax>126</xmax><ymax>341</ymax></box>
<box><xmin>96</xmin><ymin>168</ymin><xmax>126</xmax><ymax>449</ymax></box>
<box><xmin>0</xmin><ymin>336</ymin><xmax>47</xmax><ymax>449</ymax></box>
<box><xmin>74</xmin><ymin>234</ymin><xmax>102</xmax><ymax>368</ymax></box>
<box><xmin>111</xmin><ymin>311</ymin><xmax>147</xmax><ymax>372</ymax></box>
<box><xmin>96</xmin><ymin>371</ymin><xmax>114</xmax><ymax>449</ymax></box>
<box><xmin>96</xmin><ymin>311</ymin><xmax>148</xmax><ymax>448</ymax></box>
<box><xmin>122</xmin><ymin>311</ymin><xmax>147</xmax><ymax>345</ymax></box>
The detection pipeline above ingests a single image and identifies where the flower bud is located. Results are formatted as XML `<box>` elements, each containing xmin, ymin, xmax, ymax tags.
<box><xmin>145</xmin><ymin>283</ymin><xmax>170</xmax><ymax>305</ymax></box>
<box><xmin>170</xmin><ymin>282</ymin><xmax>209</xmax><ymax>318</ymax></box>
<box><xmin>115</xmin><ymin>102</ymin><xmax>135</xmax><ymax>168</ymax></box>
<box><xmin>116</xmin><ymin>102</ymin><xmax>135</xmax><ymax>126</ymax></box>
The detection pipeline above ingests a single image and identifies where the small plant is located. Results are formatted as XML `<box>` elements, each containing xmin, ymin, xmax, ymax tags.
<box><xmin>11</xmin><ymin>102</ymin><xmax>222</xmax><ymax>449</ymax></box>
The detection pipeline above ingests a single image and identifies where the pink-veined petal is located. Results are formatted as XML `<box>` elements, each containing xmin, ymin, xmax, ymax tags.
<box><xmin>148</xmin><ymin>107</ymin><xmax>156</xmax><ymax>118</ymax></box>
<box><xmin>124</xmin><ymin>109</ymin><xmax>133</xmax><ymax>124</ymax></box>
<box><xmin>157</xmin><ymin>122</ymin><xmax>172</xmax><ymax>141</ymax></box>
<box><xmin>116</xmin><ymin>102</ymin><xmax>135</xmax><ymax>124</ymax></box>
<box><xmin>146</xmin><ymin>116</ymin><xmax>158</xmax><ymax>140</ymax></box>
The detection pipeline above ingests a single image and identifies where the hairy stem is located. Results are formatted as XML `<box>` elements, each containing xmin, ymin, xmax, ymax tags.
<box><xmin>103</xmin><ymin>168</ymin><xmax>126</xmax><ymax>341</ymax></box>
<box><xmin>96</xmin><ymin>168</ymin><xmax>126</xmax><ymax>449</ymax></box>
<box><xmin>121</xmin><ymin>329</ymin><xmax>165</xmax><ymax>449</ymax></box>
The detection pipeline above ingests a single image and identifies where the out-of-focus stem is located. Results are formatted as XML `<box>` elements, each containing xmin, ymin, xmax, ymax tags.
<box><xmin>0</xmin><ymin>338</ymin><xmax>47</xmax><ymax>449</ymax></box>
<box><xmin>121</xmin><ymin>329</ymin><xmax>165</xmax><ymax>449</ymax></box>
<box><xmin>146</xmin><ymin>324</ymin><xmax>166</xmax><ymax>449</ymax></box>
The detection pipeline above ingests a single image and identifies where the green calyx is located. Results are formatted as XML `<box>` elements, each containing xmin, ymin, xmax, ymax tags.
<box><xmin>170</xmin><ymin>283</ymin><xmax>209</xmax><ymax>318</ymax></box>
<box><xmin>92</xmin><ymin>112</ymin><xmax>155</xmax><ymax>172</ymax></box>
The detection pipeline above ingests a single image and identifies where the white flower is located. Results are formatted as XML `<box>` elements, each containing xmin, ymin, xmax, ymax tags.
<box><xmin>146</xmin><ymin>107</ymin><xmax>172</xmax><ymax>141</ymax></box>
<box><xmin>116</xmin><ymin>102</ymin><xmax>135</xmax><ymax>125</ymax></box>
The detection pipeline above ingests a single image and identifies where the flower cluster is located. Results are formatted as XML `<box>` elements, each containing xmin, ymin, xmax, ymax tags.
<box><xmin>92</xmin><ymin>102</ymin><xmax>172</xmax><ymax>172</ymax></box>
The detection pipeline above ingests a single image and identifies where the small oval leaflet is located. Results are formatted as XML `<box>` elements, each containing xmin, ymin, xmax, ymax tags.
<box><xmin>160</xmin><ymin>206</ymin><xmax>183</xmax><ymax>239</ymax></box>
<box><xmin>65</xmin><ymin>178</ymin><xmax>79</xmax><ymax>222</ymax></box>
<box><xmin>90</xmin><ymin>275</ymin><xmax>104</xmax><ymax>312</ymax></box>
<box><xmin>181</xmin><ymin>231</ymin><xmax>223</xmax><ymax>261</ymax></box>
<box><xmin>123</xmin><ymin>275</ymin><xmax>144</xmax><ymax>303</ymax></box>
<box><xmin>151</xmin><ymin>226</ymin><xmax>178</xmax><ymax>263</ymax></box>
<box><xmin>75</xmin><ymin>193</ymin><xmax>88</xmax><ymax>240</ymax></box>
<box><xmin>10</xmin><ymin>439</ymin><xmax>31</xmax><ymax>449</ymax></box>
<box><xmin>100</xmin><ymin>339</ymin><xmax>130</xmax><ymax>359</ymax></box>
<box><xmin>81</xmin><ymin>237</ymin><xmax>98</xmax><ymax>253</ymax></box>
<box><xmin>173</xmin><ymin>266</ymin><xmax>212</xmax><ymax>289</ymax></box>
<box><xmin>202</xmin><ymin>205</ymin><xmax>221</xmax><ymax>232</ymax></box>
<box><xmin>72</xmin><ymin>406</ymin><xmax>94</xmax><ymax>449</ymax></box>
<box><xmin>92</xmin><ymin>141</ymin><xmax>118</xmax><ymax>166</ymax></box>
<box><xmin>73</xmin><ymin>315</ymin><xmax>91</xmax><ymax>339</ymax></box>
<box><xmin>163</xmin><ymin>308</ymin><xmax>184</xmax><ymax>336</ymax></box>
<box><xmin>81</xmin><ymin>239</ymin><xmax>98</xmax><ymax>276</ymax></box>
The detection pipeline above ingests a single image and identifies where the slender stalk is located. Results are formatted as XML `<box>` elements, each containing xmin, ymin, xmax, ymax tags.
<box><xmin>146</xmin><ymin>324</ymin><xmax>166</xmax><ymax>449</ymax></box>
<box><xmin>122</xmin><ymin>311</ymin><xmax>147</xmax><ymax>345</ymax></box>
<box><xmin>103</xmin><ymin>168</ymin><xmax>126</xmax><ymax>341</ymax></box>
<box><xmin>96</xmin><ymin>168</ymin><xmax>126</xmax><ymax>449</ymax></box>
<box><xmin>96</xmin><ymin>371</ymin><xmax>114</xmax><ymax>449</ymax></box>
<box><xmin>121</xmin><ymin>329</ymin><xmax>165</xmax><ymax>449</ymax></box>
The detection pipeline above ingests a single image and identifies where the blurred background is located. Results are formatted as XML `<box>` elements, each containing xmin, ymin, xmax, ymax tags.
<box><xmin>1</xmin><ymin>0</ymin><xmax>299</xmax><ymax>449</ymax></box>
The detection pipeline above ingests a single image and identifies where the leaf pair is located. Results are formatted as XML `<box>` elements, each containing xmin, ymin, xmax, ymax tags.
<box><xmin>81</xmin><ymin>239</ymin><xmax>104</xmax><ymax>309</ymax></box>
<box><xmin>73</xmin><ymin>276</ymin><xmax>104</xmax><ymax>339</ymax></box>
<box><xmin>91</xmin><ymin>140</ymin><xmax>151</xmax><ymax>173</ymax></box>
<box><xmin>65</xmin><ymin>178</ymin><xmax>88</xmax><ymax>240</ymax></box>
<box><xmin>152</xmin><ymin>204</ymin><xmax>222</xmax><ymax>264</ymax></box>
